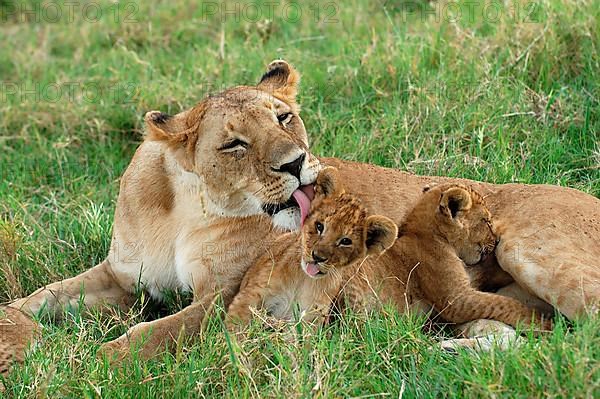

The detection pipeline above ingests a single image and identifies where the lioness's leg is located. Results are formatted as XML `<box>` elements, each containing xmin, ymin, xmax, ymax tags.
<box><xmin>98</xmin><ymin>293</ymin><xmax>218</xmax><ymax>362</ymax></box>
<box><xmin>10</xmin><ymin>259</ymin><xmax>135</xmax><ymax>319</ymax></box>
<box><xmin>98</xmin><ymin>270</ymin><xmax>236</xmax><ymax>361</ymax></box>
<box><xmin>496</xmin><ymin>236</ymin><xmax>600</xmax><ymax>319</ymax></box>
<box><xmin>491</xmin><ymin>185</ymin><xmax>600</xmax><ymax>318</ymax></box>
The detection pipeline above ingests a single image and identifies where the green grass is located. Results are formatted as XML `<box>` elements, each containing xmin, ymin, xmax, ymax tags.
<box><xmin>0</xmin><ymin>0</ymin><xmax>599</xmax><ymax>397</ymax></box>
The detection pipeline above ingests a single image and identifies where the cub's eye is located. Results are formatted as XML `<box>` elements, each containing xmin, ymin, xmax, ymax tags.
<box><xmin>219</xmin><ymin>139</ymin><xmax>248</xmax><ymax>152</ymax></box>
<box><xmin>338</xmin><ymin>237</ymin><xmax>352</xmax><ymax>246</ymax></box>
<box><xmin>315</xmin><ymin>221</ymin><xmax>324</xmax><ymax>235</ymax></box>
<box><xmin>277</xmin><ymin>112</ymin><xmax>293</xmax><ymax>124</ymax></box>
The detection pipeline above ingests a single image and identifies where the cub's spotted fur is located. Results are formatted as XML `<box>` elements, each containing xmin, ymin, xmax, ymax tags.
<box><xmin>226</xmin><ymin>167</ymin><xmax>397</xmax><ymax>326</ymax></box>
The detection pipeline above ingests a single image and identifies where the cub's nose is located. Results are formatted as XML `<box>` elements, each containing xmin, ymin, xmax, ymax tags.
<box><xmin>311</xmin><ymin>251</ymin><xmax>327</xmax><ymax>264</ymax></box>
<box><xmin>278</xmin><ymin>153</ymin><xmax>305</xmax><ymax>181</ymax></box>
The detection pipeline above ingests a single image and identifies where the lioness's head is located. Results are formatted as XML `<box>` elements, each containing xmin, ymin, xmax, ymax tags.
<box><xmin>300</xmin><ymin>167</ymin><xmax>398</xmax><ymax>279</ymax></box>
<box><xmin>420</xmin><ymin>184</ymin><xmax>497</xmax><ymax>265</ymax></box>
<box><xmin>145</xmin><ymin>60</ymin><xmax>319</xmax><ymax>229</ymax></box>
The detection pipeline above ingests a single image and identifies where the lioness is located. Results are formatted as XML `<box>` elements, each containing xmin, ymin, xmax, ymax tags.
<box><xmin>226</xmin><ymin>167</ymin><xmax>397</xmax><ymax>327</ymax></box>
<box><xmin>10</xmin><ymin>60</ymin><xmax>321</xmax><ymax>361</ymax></box>
<box><xmin>7</xmin><ymin>60</ymin><xmax>600</xmax><ymax>362</ymax></box>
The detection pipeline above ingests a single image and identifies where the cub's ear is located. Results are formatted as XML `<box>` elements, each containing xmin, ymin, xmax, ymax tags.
<box><xmin>315</xmin><ymin>167</ymin><xmax>343</xmax><ymax>198</ymax></box>
<box><xmin>422</xmin><ymin>182</ymin><xmax>438</xmax><ymax>193</ymax></box>
<box><xmin>144</xmin><ymin>109</ymin><xmax>201</xmax><ymax>172</ymax></box>
<box><xmin>439</xmin><ymin>186</ymin><xmax>472</xmax><ymax>219</ymax></box>
<box><xmin>257</xmin><ymin>60</ymin><xmax>300</xmax><ymax>103</ymax></box>
<box><xmin>365</xmin><ymin>215</ymin><xmax>398</xmax><ymax>256</ymax></box>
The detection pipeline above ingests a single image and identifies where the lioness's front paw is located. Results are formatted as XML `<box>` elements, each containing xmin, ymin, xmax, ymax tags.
<box><xmin>438</xmin><ymin>333</ymin><xmax>521</xmax><ymax>353</ymax></box>
<box><xmin>99</xmin><ymin>322</ymin><xmax>172</xmax><ymax>364</ymax></box>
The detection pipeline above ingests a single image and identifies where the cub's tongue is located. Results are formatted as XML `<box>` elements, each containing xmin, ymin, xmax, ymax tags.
<box><xmin>292</xmin><ymin>185</ymin><xmax>314</xmax><ymax>227</ymax></box>
<box><xmin>305</xmin><ymin>262</ymin><xmax>320</xmax><ymax>277</ymax></box>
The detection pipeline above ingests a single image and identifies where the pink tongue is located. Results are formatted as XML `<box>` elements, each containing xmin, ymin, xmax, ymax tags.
<box><xmin>305</xmin><ymin>262</ymin><xmax>320</xmax><ymax>277</ymax></box>
<box><xmin>300</xmin><ymin>184</ymin><xmax>315</xmax><ymax>201</ymax></box>
<box><xmin>292</xmin><ymin>185</ymin><xmax>314</xmax><ymax>227</ymax></box>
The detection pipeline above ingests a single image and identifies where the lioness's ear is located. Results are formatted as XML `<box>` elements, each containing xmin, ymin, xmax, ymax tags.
<box><xmin>439</xmin><ymin>186</ymin><xmax>472</xmax><ymax>219</ymax></box>
<box><xmin>365</xmin><ymin>215</ymin><xmax>398</xmax><ymax>256</ymax></box>
<box><xmin>144</xmin><ymin>110</ymin><xmax>199</xmax><ymax>172</ymax></box>
<box><xmin>145</xmin><ymin>111</ymin><xmax>187</xmax><ymax>142</ymax></box>
<box><xmin>315</xmin><ymin>167</ymin><xmax>343</xmax><ymax>198</ymax></box>
<box><xmin>257</xmin><ymin>60</ymin><xmax>300</xmax><ymax>102</ymax></box>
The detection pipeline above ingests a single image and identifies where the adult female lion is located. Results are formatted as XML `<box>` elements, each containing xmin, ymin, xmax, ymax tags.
<box><xmin>8</xmin><ymin>61</ymin><xmax>600</xmax><ymax>361</ymax></box>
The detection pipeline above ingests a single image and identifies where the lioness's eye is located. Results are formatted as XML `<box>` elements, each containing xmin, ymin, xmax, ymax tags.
<box><xmin>339</xmin><ymin>237</ymin><xmax>352</xmax><ymax>246</ymax></box>
<box><xmin>219</xmin><ymin>139</ymin><xmax>248</xmax><ymax>152</ymax></box>
<box><xmin>315</xmin><ymin>221</ymin><xmax>324</xmax><ymax>234</ymax></box>
<box><xmin>277</xmin><ymin>112</ymin><xmax>293</xmax><ymax>124</ymax></box>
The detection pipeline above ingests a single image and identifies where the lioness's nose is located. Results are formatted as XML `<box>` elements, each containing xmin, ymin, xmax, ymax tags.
<box><xmin>278</xmin><ymin>153</ymin><xmax>305</xmax><ymax>181</ymax></box>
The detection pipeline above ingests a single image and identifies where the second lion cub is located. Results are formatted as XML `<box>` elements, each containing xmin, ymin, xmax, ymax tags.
<box><xmin>226</xmin><ymin>167</ymin><xmax>398</xmax><ymax>327</ymax></box>
<box><xmin>393</xmin><ymin>183</ymin><xmax>552</xmax><ymax>330</ymax></box>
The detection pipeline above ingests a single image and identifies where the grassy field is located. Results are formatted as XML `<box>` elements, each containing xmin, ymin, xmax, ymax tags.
<box><xmin>0</xmin><ymin>0</ymin><xmax>599</xmax><ymax>397</ymax></box>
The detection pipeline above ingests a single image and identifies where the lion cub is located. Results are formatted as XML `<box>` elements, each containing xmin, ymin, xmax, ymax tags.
<box><xmin>226</xmin><ymin>167</ymin><xmax>398</xmax><ymax>327</ymax></box>
<box><xmin>394</xmin><ymin>183</ymin><xmax>551</xmax><ymax>330</ymax></box>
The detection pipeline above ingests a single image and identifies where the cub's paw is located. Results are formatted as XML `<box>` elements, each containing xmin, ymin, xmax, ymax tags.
<box><xmin>97</xmin><ymin>337</ymin><xmax>131</xmax><ymax>365</ymax></box>
<box><xmin>532</xmin><ymin>315</ymin><xmax>554</xmax><ymax>335</ymax></box>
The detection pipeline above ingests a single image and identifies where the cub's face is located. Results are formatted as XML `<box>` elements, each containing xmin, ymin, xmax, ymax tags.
<box><xmin>299</xmin><ymin>167</ymin><xmax>398</xmax><ymax>279</ymax></box>
<box><xmin>432</xmin><ymin>185</ymin><xmax>498</xmax><ymax>265</ymax></box>
<box><xmin>456</xmin><ymin>202</ymin><xmax>496</xmax><ymax>265</ymax></box>
<box><xmin>301</xmin><ymin>194</ymin><xmax>368</xmax><ymax>278</ymax></box>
